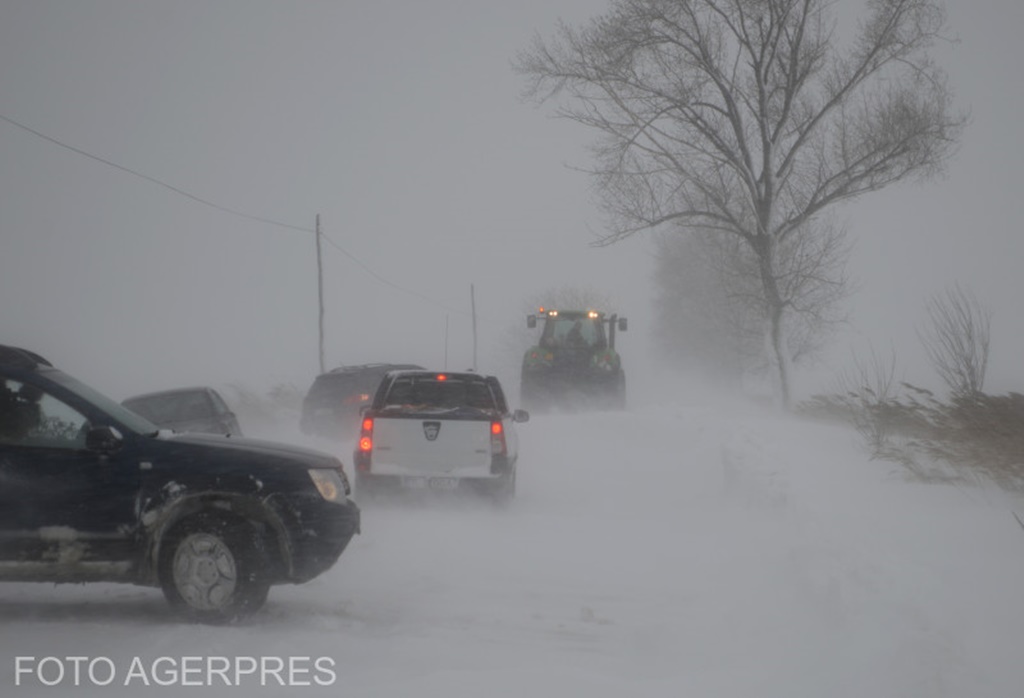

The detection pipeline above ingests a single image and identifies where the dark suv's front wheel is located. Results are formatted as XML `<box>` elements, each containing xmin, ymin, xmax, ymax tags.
<box><xmin>159</xmin><ymin>513</ymin><xmax>270</xmax><ymax>624</ymax></box>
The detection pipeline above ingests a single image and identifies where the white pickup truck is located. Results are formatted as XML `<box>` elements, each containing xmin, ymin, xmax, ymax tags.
<box><xmin>352</xmin><ymin>370</ymin><xmax>528</xmax><ymax>503</ymax></box>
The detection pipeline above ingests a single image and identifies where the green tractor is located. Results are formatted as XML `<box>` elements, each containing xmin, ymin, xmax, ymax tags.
<box><xmin>520</xmin><ymin>307</ymin><xmax>628</xmax><ymax>411</ymax></box>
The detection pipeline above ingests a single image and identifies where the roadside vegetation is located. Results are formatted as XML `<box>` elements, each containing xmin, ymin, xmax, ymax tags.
<box><xmin>800</xmin><ymin>382</ymin><xmax>1024</xmax><ymax>492</ymax></box>
<box><xmin>799</xmin><ymin>286</ymin><xmax>1023</xmax><ymax>493</ymax></box>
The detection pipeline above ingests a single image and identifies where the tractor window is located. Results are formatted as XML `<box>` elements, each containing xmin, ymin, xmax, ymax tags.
<box><xmin>543</xmin><ymin>317</ymin><xmax>606</xmax><ymax>348</ymax></box>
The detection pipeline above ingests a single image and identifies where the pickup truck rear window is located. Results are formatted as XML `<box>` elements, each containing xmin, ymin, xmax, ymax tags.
<box><xmin>383</xmin><ymin>376</ymin><xmax>496</xmax><ymax>411</ymax></box>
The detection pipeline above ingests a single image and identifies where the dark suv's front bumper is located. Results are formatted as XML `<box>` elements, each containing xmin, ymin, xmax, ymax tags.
<box><xmin>275</xmin><ymin>495</ymin><xmax>361</xmax><ymax>583</ymax></box>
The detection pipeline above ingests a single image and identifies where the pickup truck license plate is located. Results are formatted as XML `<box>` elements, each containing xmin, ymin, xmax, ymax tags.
<box><xmin>401</xmin><ymin>476</ymin><xmax>459</xmax><ymax>490</ymax></box>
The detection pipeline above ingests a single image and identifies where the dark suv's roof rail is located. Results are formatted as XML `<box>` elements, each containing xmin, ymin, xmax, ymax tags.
<box><xmin>325</xmin><ymin>363</ymin><xmax>423</xmax><ymax>375</ymax></box>
<box><xmin>0</xmin><ymin>345</ymin><xmax>52</xmax><ymax>369</ymax></box>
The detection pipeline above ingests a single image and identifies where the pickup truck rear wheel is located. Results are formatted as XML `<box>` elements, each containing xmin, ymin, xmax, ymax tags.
<box><xmin>159</xmin><ymin>513</ymin><xmax>270</xmax><ymax>624</ymax></box>
<box><xmin>490</xmin><ymin>469</ymin><xmax>517</xmax><ymax>506</ymax></box>
<box><xmin>354</xmin><ymin>472</ymin><xmax>377</xmax><ymax>501</ymax></box>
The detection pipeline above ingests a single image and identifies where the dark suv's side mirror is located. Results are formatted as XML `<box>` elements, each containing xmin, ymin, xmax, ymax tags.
<box><xmin>86</xmin><ymin>425</ymin><xmax>124</xmax><ymax>454</ymax></box>
<box><xmin>513</xmin><ymin>409</ymin><xmax>530</xmax><ymax>424</ymax></box>
<box><xmin>527</xmin><ymin>315</ymin><xmax>537</xmax><ymax>329</ymax></box>
<box><xmin>618</xmin><ymin>317</ymin><xmax>628</xmax><ymax>332</ymax></box>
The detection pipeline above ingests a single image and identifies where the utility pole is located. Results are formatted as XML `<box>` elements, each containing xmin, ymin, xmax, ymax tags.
<box><xmin>470</xmin><ymin>283</ymin><xmax>478</xmax><ymax>371</ymax></box>
<box><xmin>316</xmin><ymin>214</ymin><xmax>325</xmax><ymax>374</ymax></box>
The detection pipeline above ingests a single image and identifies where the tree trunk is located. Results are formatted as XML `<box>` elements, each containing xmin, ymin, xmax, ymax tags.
<box><xmin>755</xmin><ymin>236</ymin><xmax>792</xmax><ymax>409</ymax></box>
<box><xmin>769</xmin><ymin>304</ymin><xmax>791</xmax><ymax>409</ymax></box>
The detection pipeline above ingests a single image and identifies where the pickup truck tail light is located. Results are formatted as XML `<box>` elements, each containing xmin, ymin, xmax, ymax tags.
<box><xmin>490</xmin><ymin>420</ymin><xmax>506</xmax><ymax>456</ymax></box>
<box><xmin>356</xmin><ymin>417</ymin><xmax>373</xmax><ymax>472</ymax></box>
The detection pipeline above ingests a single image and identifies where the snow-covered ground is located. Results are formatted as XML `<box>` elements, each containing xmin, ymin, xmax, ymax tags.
<box><xmin>3</xmin><ymin>377</ymin><xmax>1024</xmax><ymax>697</ymax></box>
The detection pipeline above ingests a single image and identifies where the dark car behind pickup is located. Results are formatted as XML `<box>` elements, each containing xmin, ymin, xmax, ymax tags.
<box><xmin>0</xmin><ymin>345</ymin><xmax>360</xmax><ymax>623</ymax></box>
<box><xmin>301</xmin><ymin>363</ymin><xmax>424</xmax><ymax>440</ymax></box>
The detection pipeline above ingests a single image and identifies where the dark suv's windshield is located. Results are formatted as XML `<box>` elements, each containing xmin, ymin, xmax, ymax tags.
<box><xmin>44</xmin><ymin>368</ymin><xmax>158</xmax><ymax>435</ymax></box>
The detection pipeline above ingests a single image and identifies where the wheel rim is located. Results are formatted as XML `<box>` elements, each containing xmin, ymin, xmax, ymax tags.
<box><xmin>172</xmin><ymin>532</ymin><xmax>238</xmax><ymax>611</ymax></box>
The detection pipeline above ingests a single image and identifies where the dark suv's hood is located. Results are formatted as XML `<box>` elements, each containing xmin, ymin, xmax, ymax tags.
<box><xmin>154</xmin><ymin>431</ymin><xmax>342</xmax><ymax>470</ymax></box>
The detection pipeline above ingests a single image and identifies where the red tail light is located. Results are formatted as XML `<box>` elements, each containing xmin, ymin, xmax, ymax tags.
<box><xmin>359</xmin><ymin>418</ymin><xmax>373</xmax><ymax>452</ymax></box>
<box><xmin>356</xmin><ymin>417</ymin><xmax>374</xmax><ymax>473</ymax></box>
<box><xmin>490</xmin><ymin>420</ymin><xmax>506</xmax><ymax>455</ymax></box>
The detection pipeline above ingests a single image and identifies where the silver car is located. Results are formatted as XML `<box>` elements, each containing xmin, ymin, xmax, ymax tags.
<box><xmin>122</xmin><ymin>386</ymin><xmax>243</xmax><ymax>436</ymax></box>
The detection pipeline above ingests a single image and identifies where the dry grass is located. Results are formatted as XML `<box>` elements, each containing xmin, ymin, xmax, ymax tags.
<box><xmin>798</xmin><ymin>387</ymin><xmax>1024</xmax><ymax>492</ymax></box>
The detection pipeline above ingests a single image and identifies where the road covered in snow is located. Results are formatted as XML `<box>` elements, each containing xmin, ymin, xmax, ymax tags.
<box><xmin>2</xmin><ymin>379</ymin><xmax>1024</xmax><ymax>697</ymax></box>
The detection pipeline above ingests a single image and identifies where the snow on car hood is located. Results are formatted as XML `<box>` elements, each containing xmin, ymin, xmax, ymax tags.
<box><xmin>154</xmin><ymin>431</ymin><xmax>343</xmax><ymax>469</ymax></box>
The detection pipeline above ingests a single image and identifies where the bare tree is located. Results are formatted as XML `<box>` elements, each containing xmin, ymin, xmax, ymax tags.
<box><xmin>517</xmin><ymin>0</ymin><xmax>964</xmax><ymax>407</ymax></box>
<box><xmin>918</xmin><ymin>283</ymin><xmax>991</xmax><ymax>397</ymax></box>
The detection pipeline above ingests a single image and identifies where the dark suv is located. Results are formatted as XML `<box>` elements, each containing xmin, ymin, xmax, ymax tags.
<box><xmin>301</xmin><ymin>363</ymin><xmax>423</xmax><ymax>440</ymax></box>
<box><xmin>0</xmin><ymin>345</ymin><xmax>360</xmax><ymax>623</ymax></box>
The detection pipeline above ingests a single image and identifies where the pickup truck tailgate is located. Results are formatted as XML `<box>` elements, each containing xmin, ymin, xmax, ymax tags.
<box><xmin>370</xmin><ymin>416</ymin><xmax>492</xmax><ymax>476</ymax></box>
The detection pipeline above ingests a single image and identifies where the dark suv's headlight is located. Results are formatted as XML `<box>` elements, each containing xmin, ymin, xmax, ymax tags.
<box><xmin>308</xmin><ymin>468</ymin><xmax>349</xmax><ymax>501</ymax></box>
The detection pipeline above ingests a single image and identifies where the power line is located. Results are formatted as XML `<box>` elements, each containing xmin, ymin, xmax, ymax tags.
<box><xmin>0</xmin><ymin>111</ymin><xmax>470</xmax><ymax>316</ymax></box>
<box><xmin>319</xmin><ymin>231</ymin><xmax>470</xmax><ymax>316</ymax></box>
<box><xmin>0</xmin><ymin>112</ymin><xmax>311</xmax><ymax>234</ymax></box>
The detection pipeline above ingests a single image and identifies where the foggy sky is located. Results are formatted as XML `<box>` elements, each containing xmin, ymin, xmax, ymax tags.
<box><xmin>1</xmin><ymin>1</ymin><xmax>1020</xmax><ymax>401</ymax></box>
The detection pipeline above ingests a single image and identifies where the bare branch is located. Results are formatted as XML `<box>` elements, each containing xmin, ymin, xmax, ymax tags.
<box><xmin>917</xmin><ymin>284</ymin><xmax>992</xmax><ymax>397</ymax></box>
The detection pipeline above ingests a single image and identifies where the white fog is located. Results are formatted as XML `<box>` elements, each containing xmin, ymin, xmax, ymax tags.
<box><xmin>1</xmin><ymin>1</ymin><xmax>1023</xmax><ymax>696</ymax></box>
<box><xmin>5</xmin><ymin>369</ymin><xmax>1024</xmax><ymax>697</ymax></box>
